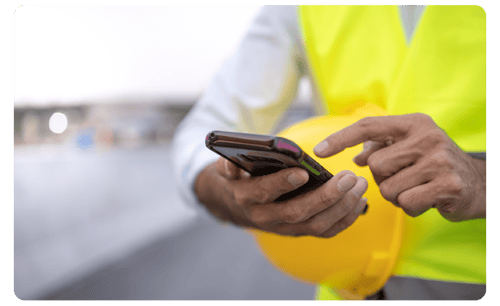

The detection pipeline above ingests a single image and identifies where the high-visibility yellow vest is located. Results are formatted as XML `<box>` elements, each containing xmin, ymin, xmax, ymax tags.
<box><xmin>298</xmin><ymin>5</ymin><xmax>486</xmax><ymax>300</ymax></box>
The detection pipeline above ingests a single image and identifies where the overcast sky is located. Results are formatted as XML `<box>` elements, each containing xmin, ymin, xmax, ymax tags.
<box><xmin>14</xmin><ymin>5</ymin><xmax>263</xmax><ymax>106</ymax></box>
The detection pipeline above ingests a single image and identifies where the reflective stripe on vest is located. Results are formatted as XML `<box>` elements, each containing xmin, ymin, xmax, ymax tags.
<box><xmin>299</xmin><ymin>4</ymin><xmax>486</xmax><ymax>291</ymax></box>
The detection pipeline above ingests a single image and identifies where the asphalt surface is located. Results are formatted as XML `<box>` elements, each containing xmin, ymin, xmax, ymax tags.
<box><xmin>15</xmin><ymin>143</ymin><xmax>316</xmax><ymax>300</ymax></box>
<box><xmin>45</xmin><ymin>215</ymin><xmax>317</xmax><ymax>300</ymax></box>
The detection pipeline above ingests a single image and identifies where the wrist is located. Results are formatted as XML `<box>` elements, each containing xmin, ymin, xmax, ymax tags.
<box><xmin>194</xmin><ymin>163</ymin><xmax>229</xmax><ymax>219</ymax></box>
<box><xmin>470</xmin><ymin>157</ymin><xmax>486</xmax><ymax>219</ymax></box>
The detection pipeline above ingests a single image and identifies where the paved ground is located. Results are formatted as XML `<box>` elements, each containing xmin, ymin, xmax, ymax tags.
<box><xmin>45</xmin><ymin>216</ymin><xmax>317</xmax><ymax>300</ymax></box>
<box><xmin>15</xmin><ymin>143</ymin><xmax>316</xmax><ymax>300</ymax></box>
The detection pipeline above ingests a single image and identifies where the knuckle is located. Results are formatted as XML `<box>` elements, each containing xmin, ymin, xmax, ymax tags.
<box><xmin>396</xmin><ymin>193</ymin><xmax>407</xmax><ymax>208</ymax></box>
<box><xmin>339</xmin><ymin>197</ymin><xmax>354</xmax><ymax>216</ymax></box>
<box><xmin>355</xmin><ymin>117</ymin><xmax>377</xmax><ymax>138</ymax></box>
<box><xmin>318</xmin><ymin>232</ymin><xmax>333</xmax><ymax>239</ymax></box>
<box><xmin>425</xmin><ymin>129</ymin><xmax>447</xmax><ymax>145</ymax></box>
<box><xmin>403</xmin><ymin>208</ymin><xmax>420</xmax><ymax>218</ymax></box>
<box><xmin>253</xmin><ymin>188</ymin><xmax>272</xmax><ymax>204</ymax></box>
<box><xmin>279</xmin><ymin>224</ymin><xmax>311</xmax><ymax>237</ymax></box>
<box><xmin>427</xmin><ymin>150</ymin><xmax>447</xmax><ymax>165</ymax></box>
<box><xmin>399</xmin><ymin>201</ymin><xmax>426</xmax><ymax>218</ymax></box>
<box><xmin>248</xmin><ymin>208</ymin><xmax>270</xmax><ymax>226</ymax></box>
<box><xmin>335</xmin><ymin>218</ymin><xmax>351</xmax><ymax>233</ymax></box>
<box><xmin>318</xmin><ymin>213</ymin><xmax>358</xmax><ymax>238</ymax></box>
<box><xmin>407</xmin><ymin>213</ymin><xmax>419</xmax><ymax>218</ymax></box>
<box><xmin>357</xmin><ymin>116</ymin><xmax>376</xmax><ymax>129</ymax></box>
<box><xmin>319</xmin><ymin>188</ymin><xmax>335</xmax><ymax>207</ymax></box>
<box><xmin>345</xmin><ymin>210</ymin><xmax>359</xmax><ymax>226</ymax></box>
<box><xmin>309</xmin><ymin>221</ymin><xmax>330</xmax><ymax>236</ymax></box>
<box><xmin>437</xmin><ymin>152</ymin><xmax>454</xmax><ymax>170</ymax></box>
<box><xmin>367</xmin><ymin>155</ymin><xmax>391</xmax><ymax>177</ymax></box>
<box><xmin>233</xmin><ymin>189</ymin><xmax>248</xmax><ymax>206</ymax></box>
<box><xmin>438</xmin><ymin>202</ymin><xmax>460</xmax><ymax>217</ymax></box>
<box><xmin>366</xmin><ymin>154</ymin><xmax>379</xmax><ymax>171</ymax></box>
<box><xmin>446</xmin><ymin>175</ymin><xmax>464</xmax><ymax>196</ymax></box>
<box><xmin>319</xmin><ymin>230</ymin><xmax>339</xmax><ymax>239</ymax></box>
<box><xmin>379</xmin><ymin>181</ymin><xmax>395</xmax><ymax>201</ymax></box>
<box><xmin>288</xmin><ymin>230</ymin><xmax>306</xmax><ymax>237</ymax></box>
<box><xmin>397</xmin><ymin>196</ymin><xmax>413</xmax><ymax>213</ymax></box>
<box><xmin>414</xmin><ymin>112</ymin><xmax>434</xmax><ymax>124</ymax></box>
<box><xmin>282</xmin><ymin>206</ymin><xmax>305</xmax><ymax>224</ymax></box>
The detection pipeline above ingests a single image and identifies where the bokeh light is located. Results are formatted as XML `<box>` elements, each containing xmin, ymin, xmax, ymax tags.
<box><xmin>49</xmin><ymin>112</ymin><xmax>68</xmax><ymax>134</ymax></box>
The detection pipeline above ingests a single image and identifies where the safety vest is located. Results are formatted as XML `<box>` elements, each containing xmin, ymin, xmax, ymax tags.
<box><xmin>298</xmin><ymin>5</ymin><xmax>486</xmax><ymax>300</ymax></box>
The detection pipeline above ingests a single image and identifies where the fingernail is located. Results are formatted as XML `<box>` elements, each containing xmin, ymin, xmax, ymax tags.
<box><xmin>288</xmin><ymin>172</ymin><xmax>307</xmax><ymax>187</ymax></box>
<box><xmin>313</xmin><ymin>141</ymin><xmax>329</xmax><ymax>155</ymax></box>
<box><xmin>225</xmin><ymin>160</ymin><xmax>230</xmax><ymax>176</ymax></box>
<box><xmin>356</xmin><ymin>197</ymin><xmax>368</xmax><ymax>213</ymax></box>
<box><xmin>337</xmin><ymin>175</ymin><xmax>357</xmax><ymax>192</ymax></box>
<box><xmin>361</xmin><ymin>198</ymin><xmax>369</xmax><ymax>214</ymax></box>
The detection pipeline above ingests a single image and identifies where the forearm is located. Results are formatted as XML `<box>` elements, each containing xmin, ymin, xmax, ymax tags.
<box><xmin>194</xmin><ymin>163</ymin><xmax>230</xmax><ymax>220</ymax></box>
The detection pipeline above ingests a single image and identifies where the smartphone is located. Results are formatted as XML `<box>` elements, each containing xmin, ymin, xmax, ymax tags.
<box><xmin>205</xmin><ymin>130</ymin><xmax>337</xmax><ymax>203</ymax></box>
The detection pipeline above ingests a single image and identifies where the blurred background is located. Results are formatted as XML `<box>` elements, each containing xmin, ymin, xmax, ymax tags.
<box><xmin>14</xmin><ymin>5</ymin><xmax>317</xmax><ymax>300</ymax></box>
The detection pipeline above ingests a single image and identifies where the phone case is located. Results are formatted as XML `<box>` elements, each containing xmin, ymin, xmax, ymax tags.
<box><xmin>206</xmin><ymin>130</ymin><xmax>334</xmax><ymax>202</ymax></box>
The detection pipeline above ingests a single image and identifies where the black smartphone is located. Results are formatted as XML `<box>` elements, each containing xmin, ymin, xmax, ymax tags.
<box><xmin>205</xmin><ymin>130</ymin><xmax>334</xmax><ymax>203</ymax></box>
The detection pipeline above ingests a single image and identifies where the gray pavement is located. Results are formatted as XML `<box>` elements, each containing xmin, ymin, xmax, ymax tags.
<box><xmin>14</xmin><ymin>143</ymin><xmax>316</xmax><ymax>300</ymax></box>
<box><xmin>45</xmin><ymin>216</ymin><xmax>316</xmax><ymax>300</ymax></box>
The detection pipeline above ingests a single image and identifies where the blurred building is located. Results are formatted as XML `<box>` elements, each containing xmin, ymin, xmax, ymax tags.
<box><xmin>14</xmin><ymin>95</ymin><xmax>314</xmax><ymax>153</ymax></box>
<box><xmin>14</xmin><ymin>102</ymin><xmax>194</xmax><ymax>150</ymax></box>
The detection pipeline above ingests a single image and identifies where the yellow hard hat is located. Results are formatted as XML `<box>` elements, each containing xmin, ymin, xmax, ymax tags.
<box><xmin>249</xmin><ymin>104</ymin><xmax>405</xmax><ymax>298</ymax></box>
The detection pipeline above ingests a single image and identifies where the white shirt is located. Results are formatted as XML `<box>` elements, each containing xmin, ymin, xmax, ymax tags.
<box><xmin>171</xmin><ymin>5</ymin><xmax>425</xmax><ymax>214</ymax></box>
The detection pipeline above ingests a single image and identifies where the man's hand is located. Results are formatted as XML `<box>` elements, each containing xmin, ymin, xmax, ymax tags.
<box><xmin>194</xmin><ymin>157</ymin><xmax>368</xmax><ymax>238</ymax></box>
<box><xmin>313</xmin><ymin>113</ymin><xmax>486</xmax><ymax>222</ymax></box>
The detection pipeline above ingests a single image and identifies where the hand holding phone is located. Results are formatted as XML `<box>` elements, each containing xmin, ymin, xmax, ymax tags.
<box><xmin>206</xmin><ymin>130</ymin><xmax>369</xmax><ymax>212</ymax></box>
<box><xmin>195</xmin><ymin>130</ymin><xmax>369</xmax><ymax>237</ymax></box>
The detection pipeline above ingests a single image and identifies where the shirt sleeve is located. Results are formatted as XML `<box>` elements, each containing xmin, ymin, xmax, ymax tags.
<box><xmin>170</xmin><ymin>5</ymin><xmax>306</xmax><ymax>215</ymax></box>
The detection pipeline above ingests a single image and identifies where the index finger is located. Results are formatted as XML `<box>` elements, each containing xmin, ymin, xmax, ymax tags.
<box><xmin>215</xmin><ymin>157</ymin><xmax>244</xmax><ymax>180</ymax></box>
<box><xmin>313</xmin><ymin>115</ymin><xmax>412</xmax><ymax>158</ymax></box>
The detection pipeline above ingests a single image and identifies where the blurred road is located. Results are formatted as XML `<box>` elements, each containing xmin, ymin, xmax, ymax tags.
<box><xmin>14</xmin><ymin>143</ymin><xmax>316</xmax><ymax>300</ymax></box>
<box><xmin>46</xmin><ymin>213</ymin><xmax>316</xmax><ymax>300</ymax></box>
